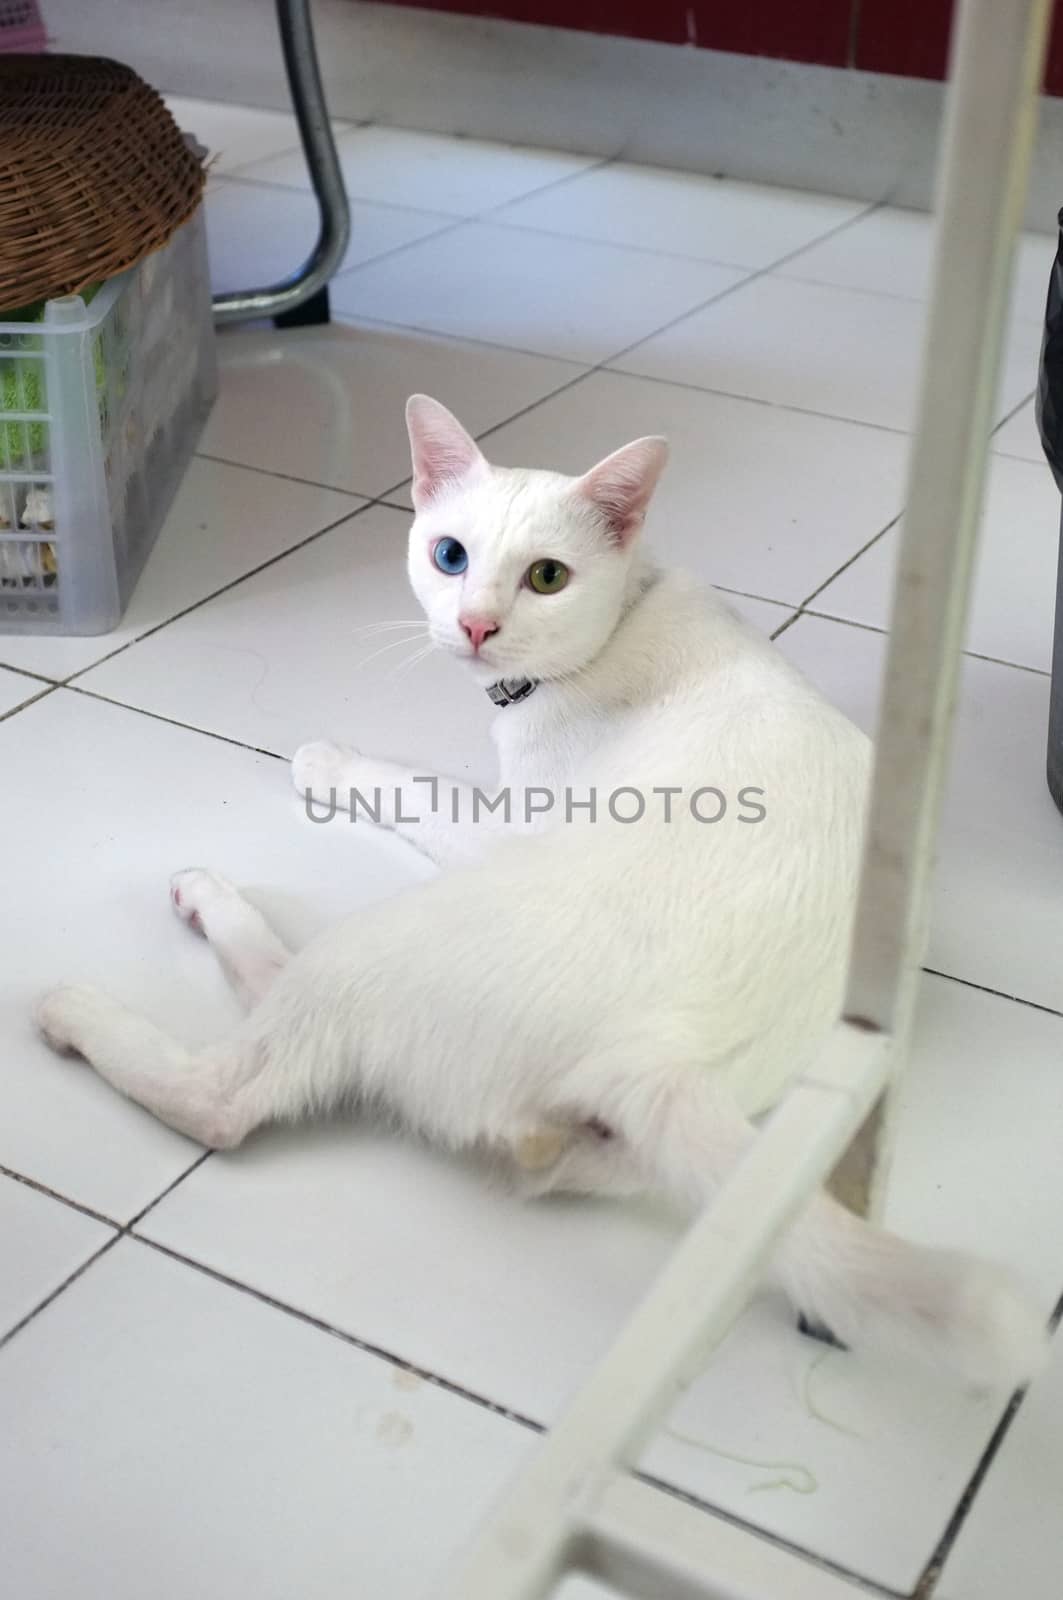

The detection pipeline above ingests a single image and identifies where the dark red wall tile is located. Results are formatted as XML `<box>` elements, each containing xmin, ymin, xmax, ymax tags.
<box><xmin>692</xmin><ymin>1</ymin><xmax>851</xmax><ymax>67</ymax></box>
<box><xmin>854</xmin><ymin>0</ymin><xmax>952</xmax><ymax>78</ymax></box>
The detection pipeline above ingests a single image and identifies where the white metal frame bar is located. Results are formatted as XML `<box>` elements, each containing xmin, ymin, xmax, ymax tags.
<box><xmin>443</xmin><ymin>2</ymin><xmax>1053</xmax><ymax>1596</ymax></box>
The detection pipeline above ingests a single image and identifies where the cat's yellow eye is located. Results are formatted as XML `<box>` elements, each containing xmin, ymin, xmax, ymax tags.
<box><xmin>527</xmin><ymin>558</ymin><xmax>570</xmax><ymax>595</ymax></box>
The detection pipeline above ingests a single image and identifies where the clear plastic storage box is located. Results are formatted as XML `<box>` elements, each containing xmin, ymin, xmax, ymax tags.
<box><xmin>0</xmin><ymin>206</ymin><xmax>216</xmax><ymax>634</ymax></box>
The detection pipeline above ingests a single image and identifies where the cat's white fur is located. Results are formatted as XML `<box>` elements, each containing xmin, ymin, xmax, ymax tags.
<box><xmin>37</xmin><ymin>395</ymin><xmax>1046</xmax><ymax>1390</ymax></box>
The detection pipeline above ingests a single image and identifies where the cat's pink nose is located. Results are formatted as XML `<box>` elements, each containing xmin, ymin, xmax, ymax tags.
<box><xmin>459</xmin><ymin>615</ymin><xmax>500</xmax><ymax>653</ymax></box>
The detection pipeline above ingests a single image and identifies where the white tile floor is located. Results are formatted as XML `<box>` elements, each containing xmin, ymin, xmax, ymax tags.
<box><xmin>2</xmin><ymin>101</ymin><xmax>1062</xmax><ymax>1600</ymax></box>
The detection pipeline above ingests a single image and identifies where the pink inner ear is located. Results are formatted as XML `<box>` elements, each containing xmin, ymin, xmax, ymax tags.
<box><xmin>577</xmin><ymin>436</ymin><xmax>669</xmax><ymax>546</ymax></box>
<box><xmin>407</xmin><ymin>396</ymin><xmax>485</xmax><ymax>507</ymax></box>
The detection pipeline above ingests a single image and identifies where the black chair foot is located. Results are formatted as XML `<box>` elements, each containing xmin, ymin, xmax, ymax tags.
<box><xmin>274</xmin><ymin>285</ymin><xmax>331</xmax><ymax>328</ymax></box>
<box><xmin>797</xmin><ymin>1312</ymin><xmax>848</xmax><ymax>1350</ymax></box>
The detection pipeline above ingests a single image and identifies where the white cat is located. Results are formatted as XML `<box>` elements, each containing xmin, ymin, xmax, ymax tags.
<box><xmin>37</xmin><ymin>395</ymin><xmax>1045</xmax><ymax>1389</ymax></box>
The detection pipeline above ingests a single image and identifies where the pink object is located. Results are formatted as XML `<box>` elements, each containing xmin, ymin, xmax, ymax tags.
<box><xmin>459</xmin><ymin>616</ymin><xmax>500</xmax><ymax>653</ymax></box>
<box><xmin>0</xmin><ymin>1</ymin><xmax>47</xmax><ymax>53</ymax></box>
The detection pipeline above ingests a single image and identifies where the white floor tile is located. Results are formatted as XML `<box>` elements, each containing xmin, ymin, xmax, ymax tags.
<box><xmin>200</xmin><ymin>322</ymin><xmax>581</xmax><ymax>496</ymax></box>
<box><xmin>77</xmin><ymin>506</ymin><xmax>498</xmax><ymax>782</ymax></box>
<box><xmin>331</xmin><ymin>222</ymin><xmax>745</xmax><ymax>363</ymax></box>
<box><xmin>0</xmin><ymin>1238</ymin><xmax>532</xmax><ymax>1600</ymax></box>
<box><xmin>938</xmin><ymin>1326</ymin><xmax>1063</xmax><ymax>1600</ymax></box>
<box><xmin>164</xmin><ymin>96</ymin><xmax>325</xmax><ymax>175</ymax></box>
<box><xmin>0</xmin><ymin>688</ymin><xmax>430</xmax><ymax>1219</ymax></box>
<box><xmin>0</xmin><ymin>665</ymin><xmax>46</xmax><ymax>716</ymax></box>
<box><xmin>813</xmin><ymin>452</ymin><xmax>1060</xmax><ymax>672</ymax></box>
<box><xmin>235</xmin><ymin>124</ymin><xmax>600</xmax><ymax>214</ymax></box>
<box><xmin>204</xmin><ymin>177</ymin><xmax>454</xmax><ymax>295</ymax></box>
<box><xmin>778</xmin><ymin>205</ymin><xmax>1055</xmax><ymax>326</ymax></box>
<box><xmin>0</xmin><ymin>1176</ymin><xmax>113</xmax><ymax>1337</ymax></box>
<box><xmin>496</xmin><ymin>166</ymin><xmax>866</xmax><ymax>268</ymax></box>
<box><xmin>779</xmin><ymin>615</ymin><xmax>1063</xmax><ymax>1012</ymax></box>
<box><xmin>140</xmin><ymin>972</ymin><xmax>1063</xmax><ymax>1592</ymax></box>
<box><xmin>0</xmin><ymin>458</ymin><xmax>360</xmax><ymax>683</ymax></box>
<box><xmin>476</xmin><ymin>371</ymin><xmax>909</xmax><ymax>604</ymax></box>
<box><xmin>993</xmin><ymin>396</ymin><xmax>1044</xmax><ymax>463</ymax></box>
<box><xmin>614</xmin><ymin>275</ymin><xmax>1042</xmax><ymax>433</ymax></box>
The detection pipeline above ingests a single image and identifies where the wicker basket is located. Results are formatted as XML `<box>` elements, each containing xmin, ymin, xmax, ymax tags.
<box><xmin>0</xmin><ymin>54</ymin><xmax>206</xmax><ymax>309</ymax></box>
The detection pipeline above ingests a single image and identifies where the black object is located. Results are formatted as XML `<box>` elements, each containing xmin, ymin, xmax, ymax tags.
<box><xmin>797</xmin><ymin>1312</ymin><xmax>848</xmax><ymax>1351</ymax></box>
<box><xmin>1037</xmin><ymin>207</ymin><xmax>1063</xmax><ymax>813</ymax></box>
<box><xmin>274</xmin><ymin>285</ymin><xmax>331</xmax><ymax>329</ymax></box>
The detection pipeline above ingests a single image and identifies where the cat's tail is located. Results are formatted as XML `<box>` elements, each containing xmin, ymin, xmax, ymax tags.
<box><xmin>595</xmin><ymin>1061</ymin><xmax>1049</xmax><ymax>1390</ymax></box>
<box><xmin>774</xmin><ymin>1190</ymin><xmax>1048</xmax><ymax>1390</ymax></box>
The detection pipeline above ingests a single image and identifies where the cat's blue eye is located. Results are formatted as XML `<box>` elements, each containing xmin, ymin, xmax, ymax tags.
<box><xmin>432</xmin><ymin>538</ymin><xmax>468</xmax><ymax>575</ymax></box>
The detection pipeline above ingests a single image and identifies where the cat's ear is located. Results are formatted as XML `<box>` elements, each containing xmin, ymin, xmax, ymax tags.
<box><xmin>574</xmin><ymin>436</ymin><xmax>669</xmax><ymax>547</ymax></box>
<box><xmin>405</xmin><ymin>395</ymin><xmax>486</xmax><ymax>509</ymax></box>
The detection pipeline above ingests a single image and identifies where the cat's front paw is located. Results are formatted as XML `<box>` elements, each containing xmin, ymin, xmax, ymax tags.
<box><xmin>35</xmin><ymin>983</ymin><xmax>102</xmax><ymax>1057</ymax></box>
<box><xmin>292</xmin><ymin>740</ymin><xmax>359</xmax><ymax>804</ymax></box>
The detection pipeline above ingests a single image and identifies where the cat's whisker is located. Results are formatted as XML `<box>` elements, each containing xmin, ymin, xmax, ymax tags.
<box><xmin>357</xmin><ymin>629</ymin><xmax>431</xmax><ymax>670</ymax></box>
<box><xmin>353</xmin><ymin>619</ymin><xmax>429</xmax><ymax>639</ymax></box>
<box><xmin>391</xmin><ymin>641</ymin><xmax>439</xmax><ymax>684</ymax></box>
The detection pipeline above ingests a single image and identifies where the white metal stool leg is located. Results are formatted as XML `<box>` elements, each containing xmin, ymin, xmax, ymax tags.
<box><xmin>442</xmin><ymin>3</ymin><xmax>1052</xmax><ymax>1596</ymax></box>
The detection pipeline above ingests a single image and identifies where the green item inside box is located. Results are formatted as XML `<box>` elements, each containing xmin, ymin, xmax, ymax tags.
<box><xmin>1</xmin><ymin>286</ymin><xmax>104</xmax><ymax>468</ymax></box>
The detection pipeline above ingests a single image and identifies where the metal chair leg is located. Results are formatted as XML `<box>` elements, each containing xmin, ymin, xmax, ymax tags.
<box><xmin>212</xmin><ymin>0</ymin><xmax>351</xmax><ymax>326</ymax></box>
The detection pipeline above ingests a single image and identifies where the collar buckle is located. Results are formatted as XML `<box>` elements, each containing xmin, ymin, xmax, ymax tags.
<box><xmin>486</xmin><ymin>677</ymin><xmax>538</xmax><ymax>708</ymax></box>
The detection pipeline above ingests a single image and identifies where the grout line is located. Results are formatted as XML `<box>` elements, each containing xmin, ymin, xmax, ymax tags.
<box><xmin>126</xmin><ymin>1151</ymin><xmax>215</xmax><ymax>1230</ymax></box>
<box><xmin>0</xmin><ymin>1147</ymin><xmax>216</xmax><ymax>1351</ymax></box>
<box><xmin>0</xmin><ymin>662</ymin><xmax>60</xmax><ymax>687</ymax></box>
<box><xmin>193</xmin><ymin>450</ymin><xmax>372</xmax><ymax>497</ymax></box>
<box><xmin>476</xmin><ymin>152</ymin><xmax>615</xmax><ymax>220</ymax></box>
<box><xmin>220</xmin><ymin>120</ymin><xmax>365</xmax><ymax>185</ymax></box>
<box><xmin>60</xmin><ymin>500</ymin><xmax>376</xmax><ymax>689</ymax></box>
<box><xmin>768</xmin><ymin>609</ymin><xmax>803</xmax><ymax>641</ymax></box>
<box><xmin>210</xmin><ymin>167</ymin><xmax>458</xmax><ymax>223</ymax></box>
<box><xmin>990</xmin><ymin>386</ymin><xmax>1036</xmax><ymax>437</ymax></box>
<box><xmin>328</xmin><ymin>215</ymin><xmax>470</xmax><ymax>283</ymax></box>
<box><xmin>63</xmin><ymin>683</ymin><xmax>289</xmax><ymax>762</ymax></box>
<box><xmin>923</xmin><ymin>965</ymin><xmax>1063</xmax><ymax>1022</ymax></box>
<box><xmin>0</xmin><ymin>1163</ymin><xmax>121</xmax><ymax>1229</ymax></box>
<box><xmin>326</xmin><ymin>155</ymin><xmax>620</xmax><ymax>285</ymax></box>
<box><xmin>799</xmin><ymin>608</ymin><xmax>1052</xmax><ymax>679</ymax></box>
<box><xmin>796</xmin><ymin>513</ymin><xmax>904</xmax><ymax>610</ymax></box>
<box><xmin>990</xmin><ymin>443</ymin><xmax>1041</xmax><ymax>465</ymax></box>
<box><xmin>478</xmin><ymin>212</ymin><xmax>787</xmax><ymax>269</ymax></box>
<box><xmin>634</xmin><ymin>1468</ymin><xmax>904</xmax><ymax>1599</ymax></box>
<box><xmin>0</xmin><ymin>683</ymin><xmax>57</xmax><ymax>722</ymax></box>
<box><xmin>591</xmin><ymin>198</ymin><xmax>882</xmax><ymax>372</ymax></box>
<box><xmin>130</xmin><ymin>1232</ymin><xmax>546</xmax><ymax>1435</ymax></box>
<box><xmin>601</xmin><ymin>363</ymin><xmax>914</xmax><ymax>437</ymax></box>
<box><xmin>0</xmin><ymin>1234</ymin><xmax>123</xmax><ymax>1352</ymax></box>
<box><xmin>712</xmin><ymin>582</ymin><xmax>798</xmax><ymax>610</ymax></box>
<box><xmin>331</xmin><ymin>305</ymin><xmax>617</xmax><ymax>369</ymax></box>
<box><xmin>486</xmin><ymin>192</ymin><xmax>884</xmax><ymax>275</ymax></box>
<box><xmin>911</xmin><ymin>1292</ymin><xmax>1063</xmax><ymax>1598</ymax></box>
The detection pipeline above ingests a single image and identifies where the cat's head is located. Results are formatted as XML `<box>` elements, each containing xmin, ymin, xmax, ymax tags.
<box><xmin>405</xmin><ymin>395</ymin><xmax>668</xmax><ymax>684</ymax></box>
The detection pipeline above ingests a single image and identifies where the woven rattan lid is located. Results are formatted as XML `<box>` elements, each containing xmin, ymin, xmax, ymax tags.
<box><xmin>0</xmin><ymin>54</ymin><xmax>206</xmax><ymax>309</ymax></box>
